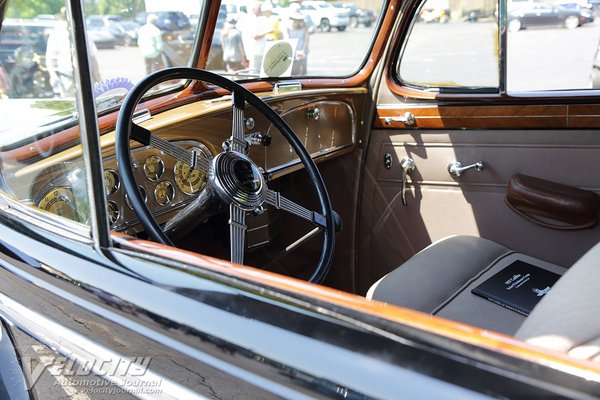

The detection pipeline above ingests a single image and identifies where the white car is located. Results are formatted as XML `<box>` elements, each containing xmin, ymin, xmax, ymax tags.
<box><xmin>301</xmin><ymin>0</ymin><xmax>351</xmax><ymax>32</ymax></box>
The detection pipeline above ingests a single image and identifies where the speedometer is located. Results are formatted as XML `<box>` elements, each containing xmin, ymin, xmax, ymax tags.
<box><xmin>37</xmin><ymin>187</ymin><xmax>78</xmax><ymax>220</ymax></box>
<box><xmin>174</xmin><ymin>147</ymin><xmax>209</xmax><ymax>195</ymax></box>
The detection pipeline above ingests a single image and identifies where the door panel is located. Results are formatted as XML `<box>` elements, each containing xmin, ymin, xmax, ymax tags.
<box><xmin>358</xmin><ymin>122</ymin><xmax>600</xmax><ymax>294</ymax></box>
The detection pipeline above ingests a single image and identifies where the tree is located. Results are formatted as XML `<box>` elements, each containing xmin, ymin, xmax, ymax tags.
<box><xmin>5</xmin><ymin>0</ymin><xmax>64</xmax><ymax>19</ymax></box>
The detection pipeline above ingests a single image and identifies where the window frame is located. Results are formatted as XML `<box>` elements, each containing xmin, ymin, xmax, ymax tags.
<box><xmin>395</xmin><ymin>0</ymin><xmax>502</xmax><ymax>94</ymax></box>
<box><xmin>388</xmin><ymin>0</ymin><xmax>600</xmax><ymax>102</ymax></box>
<box><xmin>191</xmin><ymin>1</ymin><xmax>397</xmax><ymax>94</ymax></box>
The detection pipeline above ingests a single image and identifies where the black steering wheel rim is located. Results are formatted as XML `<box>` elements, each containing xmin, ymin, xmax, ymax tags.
<box><xmin>116</xmin><ymin>67</ymin><xmax>335</xmax><ymax>283</ymax></box>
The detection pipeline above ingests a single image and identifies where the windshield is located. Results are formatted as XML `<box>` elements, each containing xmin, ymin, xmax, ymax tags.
<box><xmin>0</xmin><ymin>1</ymin><xmax>203</xmax><ymax>144</ymax></box>
<box><xmin>206</xmin><ymin>1</ymin><xmax>384</xmax><ymax>80</ymax></box>
<box><xmin>0</xmin><ymin>0</ymin><xmax>385</xmax><ymax>146</ymax></box>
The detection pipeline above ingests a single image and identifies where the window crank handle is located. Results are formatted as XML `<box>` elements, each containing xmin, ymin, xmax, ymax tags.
<box><xmin>447</xmin><ymin>161</ymin><xmax>484</xmax><ymax>177</ymax></box>
<box><xmin>400</xmin><ymin>157</ymin><xmax>415</xmax><ymax>206</ymax></box>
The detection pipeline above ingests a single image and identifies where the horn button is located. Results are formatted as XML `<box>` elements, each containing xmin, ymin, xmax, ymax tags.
<box><xmin>210</xmin><ymin>152</ymin><xmax>266</xmax><ymax>210</ymax></box>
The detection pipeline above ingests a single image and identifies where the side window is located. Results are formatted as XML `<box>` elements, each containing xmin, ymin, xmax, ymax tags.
<box><xmin>399</xmin><ymin>0</ymin><xmax>599</xmax><ymax>93</ymax></box>
<box><xmin>0</xmin><ymin>1</ymin><xmax>90</xmax><ymax>227</ymax></box>
<box><xmin>507</xmin><ymin>1</ymin><xmax>597</xmax><ymax>91</ymax></box>
<box><xmin>399</xmin><ymin>0</ymin><xmax>499</xmax><ymax>89</ymax></box>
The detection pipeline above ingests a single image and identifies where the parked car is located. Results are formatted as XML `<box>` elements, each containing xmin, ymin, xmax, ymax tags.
<box><xmin>86</xmin><ymin>15</ymin><xmax>129</xmax><ymax>46</ymax></box>
<box><xmin>508</xmin><ymin>2</ymin><xmax>591</xmax><ymax>31</ymax></box>
<box><xmin>3</xmin><ymin>0</ymin><xmax>600</xmax><ymax>399</ymax></box>
<box><xmin>558</xmin><ymin>2</ymin><xmax>594</xmax><ymax>24</ymax></box>
<box><xmin>119</xmin><ymin>20</ymin><xmax>141</xmax><ymax>46</ymax></box>
<box><xmin>86</xmin><ymin>26</ymin><xmax>117</xmax><ymax>49</ymax></box>
<box><xmin>0</xmin><ymin>19</ymin><xmax>54</xmax><ymax>98</ymax></box>
<box><xmin>333</xmin><ymin>2</ymin><xmax>377</xmax><ymax>27</ymax></box>
<box><xmin>301</xmin><ymin>0</ymin><xmax>351</xmax><ymax>31</ymax></box>
<box><xmin>135</xmin><ymin>11</ymin><xmax>194</xmax><ymax>66</ymax></box>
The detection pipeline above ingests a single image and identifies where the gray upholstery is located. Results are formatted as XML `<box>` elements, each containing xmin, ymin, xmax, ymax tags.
<box><xmin>516</xmin><ymin>242</ymin><xmax>600</xmax><ymax>361</ymax></box>
<box><xmin>368</xmin><ymin>235</ymin><xmax>567</xmax><ymax>336</ymax></box>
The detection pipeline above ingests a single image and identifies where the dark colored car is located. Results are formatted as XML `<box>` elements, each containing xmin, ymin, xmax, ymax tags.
<box><xmin>120</xmin><ymin>20</ymin><xmax>140</xmax><ymax>46</ymax></box>
<box><xmin>333</xmin><ymin>2</ymin><xmax>377</xmax><ymax>27</ymax></box>
<box><xmin>558</xmin><ymin>2</ymin><xmax>594</xmax><ymax>23</ymax></box>
<box><xmin>135</xmin><ymin>11</ymin><xmax>194</xmax><ymax>66</ymax></box>
<box><xmin>87</xmin><ymin>15</ymin><xmax>128</xmax><ymax>46</ymax></box>
<box><xmin>3</xmin><ymin>1</ymin><xmax>600</xmax><ymax>399</ymax></box>
<box><xmin>508</xmin><ymin>2</ymin><xmax>591</xmax><ymax>31</ymax></box>
<box><xmin>0</xmin><ymin>20</ymin><xmax>54</xmax><ymax>98</ymax></box>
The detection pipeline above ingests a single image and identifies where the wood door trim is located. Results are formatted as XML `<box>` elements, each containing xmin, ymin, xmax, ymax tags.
<box><xmin>375</xmin><ymin>104</ymin><xmax>600</xmax><ymax>129</ymax></box>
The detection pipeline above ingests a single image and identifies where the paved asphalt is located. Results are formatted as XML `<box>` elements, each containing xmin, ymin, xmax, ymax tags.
<box><xmin>96</xmin><ymin>21</ymin><xmax>600</xmax><ymax>92</ymax></box>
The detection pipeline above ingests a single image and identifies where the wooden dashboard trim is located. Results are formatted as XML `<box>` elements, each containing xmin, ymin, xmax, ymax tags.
<box><xmin>14</xmin><ymin>88</ymin><xmax>367</xmax><ymax>179</ymax></box>
<box><xmin>115</xmin><ymin>233</ymin><xmax>600</xmax><ymax>379</ymax></box>
<box><xmin>375</xmin><ymin>104</ymin><xmax>600</xmax><ymax>129</ymax></box>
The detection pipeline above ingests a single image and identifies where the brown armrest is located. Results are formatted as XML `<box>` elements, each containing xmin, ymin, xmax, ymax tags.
<box><xmin>505</xmin><ymin>174</ymin><xmax>599</xmax><ymax>230</ymax></box>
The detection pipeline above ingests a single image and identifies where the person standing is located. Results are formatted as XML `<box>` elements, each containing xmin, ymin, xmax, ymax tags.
<box><xmin>262</xmin><ymin>3</ymin><xmax>282</xmax><ymax>41</ymax></box>
<box><xmin>220</xmin><ymin>16</ymin><xmax>247</xmax><ymax>72</ymax></box>
<box><xmin>286</xmin><ymin>12</ymin><xmax>309</xmax><ymax>75</ymax></box>
<box><xmin>137</xmin><ymin>14</ymin><xmax>164</xmax><ymax>74</ymax></box>
<box><xmin>238</xmin><ymin>2</ymin><xmax>273</xmax><ymax>73</ymax></box>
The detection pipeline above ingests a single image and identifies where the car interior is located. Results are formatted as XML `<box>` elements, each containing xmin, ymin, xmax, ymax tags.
<box><xmin>2</xmin><ymin>0</ymin><xmax>600</xmax><ymax>367</ymax></box>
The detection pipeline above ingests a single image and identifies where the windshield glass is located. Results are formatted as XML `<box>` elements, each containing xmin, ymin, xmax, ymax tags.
<box><xmin>206</xmin><ymin>1</ymin><xmax>384</xmax><ymax>80</ymax></box>
<box><xmin>0</xmin><ymin>1</ymin><xmax>202</xmax><ymax>135</ymax></box>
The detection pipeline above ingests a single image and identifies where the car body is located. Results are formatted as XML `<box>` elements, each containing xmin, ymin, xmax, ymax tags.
<box><xmin>300</xmin><ymin>0</ymin><xmax>351</xmax><ymax>31</ymax></box>
<box><xmin>1</xmin><ymin>0</ymin><xmax>600</xmax><ymax>399</ymax></box>
<box><xmin>0</xmin><ymin>19</ymin><xmax>54</xmax><ymax>98</ymax></box>
<box><xmin>86</xmin><ymin>26</ymin><xmax>117</xmax><ymax>49</ymax></box>
<box><xmin>120</xmin><ymin>20</ymin><xmax>141</xmax><ymax>46</ymax></box>
<box><xmin>135</xmin><ymin>11</ymin><xmax>194</xmax><ymax>66</ymax></box>
<box><xmin>508</xmin><ymin>2</ymin><xmax>590</xmax><ymax>31</ymax></box>
<box><xmin>558</xmin><ymin>2</ymin><xmax>594</xmax><ymax>23</ymax></box>
<box><xmin>333</xmin><ymin>2</ymin><xmax>377</xmax><ymax>27</ymax></box>
<box><xmin>86</xmin><ymin>15</ymin><xmax>129</xmax><ymax>46</ymax></box>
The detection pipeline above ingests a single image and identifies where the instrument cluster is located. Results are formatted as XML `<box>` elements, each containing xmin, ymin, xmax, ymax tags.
<box><xmin>102</xmin><ymin>141</ymin><xmax>212</xmax><ymax>233</ymax></box>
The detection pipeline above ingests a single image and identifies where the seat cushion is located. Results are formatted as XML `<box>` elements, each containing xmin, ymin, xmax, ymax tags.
<box><xmin>516</xmin><ymin>241</ymin><xmax>600</xmax><ymax>361</ymax></box>
<box><xmin>368</xmin><ymin>236</ymin><xmax>567</xmax><ymax>335</ymax></box>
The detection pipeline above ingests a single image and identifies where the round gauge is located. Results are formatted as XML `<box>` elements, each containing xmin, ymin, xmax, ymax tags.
<box><xmin>37</xmin><ymin>187</ymin><xmax>78</xmax><ymax>220</ymax></box>
<box><xmin>143</xmin><ymin>155</ymin><xmax>165</xmax><ymax>181</ymax></box>
<box><xmin>154</xmin><ymin>181</ymin><xmax>175</xmax><ymax>206</ymax></box>
<box><xmin>107</xmin><ymin>201</ymin><xmax>120</xmax><ymax>225</ymax></box>
<box><xmin>125</xmin><ymin>186</ymin><xmax>147</xmax><ymax>210</ymax></box>
<box><xmin>174</xmin><ymin>148</ymin><xmax>208</xmax><ymax>195</ymax></box>
<box><xmin>104</xmin><ymin>170</ymin><xmax>119</xmax><ymax>196</ymax></box>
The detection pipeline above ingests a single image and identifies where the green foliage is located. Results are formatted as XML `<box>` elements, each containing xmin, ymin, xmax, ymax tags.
<box><xmin>5</xmin><ymin>0</ymin><xmax>65</xmax><ymax>19</ymax></box>
<box><xmin>95</xmin><ymin>0</ymin><xmax>145</xmax><ymax>18</ymax></box>
<box><xmin>4</xmin><ymin>0</ymin><xmax>145</xmax><ymax>20</ymax></box>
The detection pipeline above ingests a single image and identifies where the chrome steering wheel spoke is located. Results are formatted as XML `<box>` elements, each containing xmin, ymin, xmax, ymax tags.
<box><xmin>228</xmin><ymin>92</ymin><xmax>248</xmax><ymax>154</ymax></box>
<box><xmin>229</xmin><ymin>204</ymin><xmax>246</xmax><ymax>264</ymax></box>
<box><xmin>131</xmin><ymin>123</ymin><xmax>211</xmax><ymax>175</ymax></box>
<box><xmin>117</xmin><ymin>68</ymin><xmax>336</xmax><ymax>283</ymax></box>
<box><xmin>265</xmin><ymin>189</ymin><xmax>328</xmax><ymax>230</ymax></box>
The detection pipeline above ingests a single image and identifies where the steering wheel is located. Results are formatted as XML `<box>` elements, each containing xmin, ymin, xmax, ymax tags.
<box><xmin>116</xmin><ymin>67</ymin><xmax>337</xmax><ymax>283</ymax></box>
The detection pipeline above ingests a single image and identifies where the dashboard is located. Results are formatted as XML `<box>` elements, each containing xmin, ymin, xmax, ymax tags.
<box><xmin>102</xmin><ymin>141</ymin><xmax>212</xmax><ymax>233</ymax></box>
<box><xmin>7</xmin><ymin>89</ymin><xmax>365</xmax><ymax>236</ymax></box>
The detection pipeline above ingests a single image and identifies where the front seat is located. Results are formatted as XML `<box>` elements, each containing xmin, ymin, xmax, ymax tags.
<box><xmin>367</xmin><ymin>235</ymin><xmax>600</xmax><ymax>360</ymax></box>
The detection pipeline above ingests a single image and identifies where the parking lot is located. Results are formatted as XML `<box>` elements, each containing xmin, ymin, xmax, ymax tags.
<box><xmin>95</xmin><ymin>20</ymin><xmax>600</xmax><ymax>92</ymax></box>
<box><xmin>94</xmin><ymin>26</ymin><xmax>378</xmax><ymax>83</ymax></box>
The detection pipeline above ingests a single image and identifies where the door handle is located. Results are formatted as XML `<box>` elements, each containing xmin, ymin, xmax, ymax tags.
<box><xmin>447</xmin><ymin>161</ymin><xmax>484</xmax><ymax>177</ymax></box>
<box><xmin>384</xmin><ymin>112</ymin><xmax>416</xmax><ymax>127</ymax></box>
<box><xmin>400</xmin><ymin>157</ymin><xmax>415</xmax><ymax>205</ymax></box>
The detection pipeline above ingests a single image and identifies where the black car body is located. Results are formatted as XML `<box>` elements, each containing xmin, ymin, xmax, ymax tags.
<box><xmin>0</xmin><ymin>20</ymin><xmax>53</xmax><ymax>98</ymax></box>
<box><xmin>508</xmin><ymin>2</ymin><xmax>591</xmax><ymax>31</ymax></box>
<box><xmin>333</xmin><ymin>2</ymin><xmax>377</xmax><ymax>27</ymax></box>
<box><xmin>1</xmin><ymin>0</ymin><xmax>600</xmax><ymax>399</ymax></box>
<box><xmin>135</xmin><ymin>11</ymin><xmax>194</xmax><ymax>66</ymax></box>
